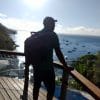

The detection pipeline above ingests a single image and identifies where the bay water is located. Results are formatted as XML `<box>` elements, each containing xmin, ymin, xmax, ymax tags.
<box><xmin>14</xmin><ymin>31</ymin><xmax>100</xmax><ymax>61</ymax></box>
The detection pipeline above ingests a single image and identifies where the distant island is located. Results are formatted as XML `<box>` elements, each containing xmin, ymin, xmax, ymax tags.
<box><xmin>0</xmin><ymin>23</ymin><xmax>17</xmax><ymax>50</ymax></box>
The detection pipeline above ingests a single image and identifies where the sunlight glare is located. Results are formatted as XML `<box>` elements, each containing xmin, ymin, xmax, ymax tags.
<box><xmin>24</xmin><ymin>0</ymin><xmax>47</xmax><ymax>9</ymax></box>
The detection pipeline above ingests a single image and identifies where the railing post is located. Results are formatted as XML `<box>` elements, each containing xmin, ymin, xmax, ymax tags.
<box><xmin>60</xmin><ymin>69</ymin><xmax>69</xmax><ymax>100</ymax></box>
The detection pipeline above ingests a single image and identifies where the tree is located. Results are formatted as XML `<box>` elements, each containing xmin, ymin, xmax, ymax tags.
<box><xmin>0</xmin><ymin>23</ymin><xmax>16</xmax><ymax>50</ymax></box>
<box><xmin>94</xmin><ymin>52</ymin><xmax>100</xmax><ymax>87</ymax></box>
<box><xmin>69</xmin><ymin>54</ymin><xmax>98</xmax><ymax>90</ymax></box>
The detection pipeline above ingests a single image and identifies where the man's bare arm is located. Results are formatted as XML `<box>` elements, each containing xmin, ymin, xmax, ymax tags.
<box><xmin>55</xmin><ymin>47</ymin><xmax>68</xmax><ymax>68</ymax></box>
<box><xmin>55</xmin><ymin>47</ymin><xmax>74</xmax><ymax>71</ymax></box>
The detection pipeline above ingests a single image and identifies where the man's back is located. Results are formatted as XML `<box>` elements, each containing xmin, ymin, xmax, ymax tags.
<box><xmin>25</xmin><ymin>28</ymin><xmax>59</xmax><ymax>70</ymax></box>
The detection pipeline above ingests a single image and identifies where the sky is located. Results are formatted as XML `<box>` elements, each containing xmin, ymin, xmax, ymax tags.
<box><xmin>0</xmin><ymin>0</ymin><xmax>100</xmax><ymax>36</ymax></box>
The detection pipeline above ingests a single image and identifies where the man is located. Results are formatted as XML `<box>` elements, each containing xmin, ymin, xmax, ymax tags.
<box><xmin>22</xmin><ymin>17</ymin><xmax>70</xmax><ymax>100</ymax></box>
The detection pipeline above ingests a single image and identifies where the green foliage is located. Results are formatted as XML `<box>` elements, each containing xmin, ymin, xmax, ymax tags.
<box><xmin>72</xmin><ymin>54</ymin><xmax>97</xmax><ymax>82</ymax></box>
<box><xmin>69</xmin><ymin>54</ymin><xmax>99</xmax><ymax>90</ymax></box>
<box><xmin>55</xmin><ymin>80</ymin><xmax>62</xmax><ymax>86</ymax></box>
<box><xmin>68</xmin><ymin>80</ymin><xmax>83</xmax><ymax>90</ymax></box>
<box><xmin>55</xmin><ymin>76</ymin><xmax>62</xmax><ymax>86</ymax></box>
<box><xmin>0</xmin><ymin>28</ymin><xmax>15</xmax><ymax>50</ymax></box>
<box><xmin>94</xmin><ymin>52</ymin><xmax>100</xmax><ymax>87</ymax></box>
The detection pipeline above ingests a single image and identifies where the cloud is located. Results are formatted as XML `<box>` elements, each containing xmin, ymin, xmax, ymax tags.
<box><xmin>0</xmin><ymin>14</ymin><xmax>100</xmax><ymax>36</ymax></box>
<box><xmin>55</xmin><ymin>25</ymin><xmax>100</xmax><ymax>36</ymax></box>
<box><xmin>0</xmin><ymin>17</ymin><xmax>43</xmax><ymax>32</ymax></box>
<box><xmin>66</xmin><ymin>26</ymin><xmax>100</xmax><ymax>36</ymax></box>
<box><xmin>0</xmin><ymin>13</ymin><xmax>7</xmax><ymax>18</ymax></box>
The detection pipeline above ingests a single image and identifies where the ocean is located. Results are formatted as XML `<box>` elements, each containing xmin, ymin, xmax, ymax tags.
<box><xmin>57</xmin><ymin>34</ymin><xmax>100</xmax><ymax>60</ymax></box>
<box><xmin>14</xmin><ymin>31</ymin><xmax>100</xmax><ymax>62</ymax></box>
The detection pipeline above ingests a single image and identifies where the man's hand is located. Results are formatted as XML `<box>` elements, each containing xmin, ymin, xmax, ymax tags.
<box><xmin>63</xmin><ymin>64</ymin><xmax>74</xmax><ymax>71</ymax></box>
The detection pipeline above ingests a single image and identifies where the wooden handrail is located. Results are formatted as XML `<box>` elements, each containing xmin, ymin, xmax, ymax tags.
<box><xmin>71</xmin><ymin>70</ymin><xmax>100</xmax><ymax>99</ymax></box>
<box><xmin>0</xmin><ymin>50</ymin><xmax>100</xmax><ymax>100</ymax></box>
<box><xmin>54</xmin><ymin>62</ymin><xmax>100</xmax><ymax>100</ymax></box>
<box><xmin>0</xmin><ymin>49</ymin><xmax>24</xmax><ymax>56</ymax></box>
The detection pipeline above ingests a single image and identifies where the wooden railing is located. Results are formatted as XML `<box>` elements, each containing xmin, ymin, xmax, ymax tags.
<box><xmin>0</xmin><ymin>50</ymin><xmax>100</xmax><ymax>100</ymax></box>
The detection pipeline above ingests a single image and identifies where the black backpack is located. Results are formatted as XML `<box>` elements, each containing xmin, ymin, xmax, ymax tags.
<box><xmin>24</xmin><ymin>32</ymin><xmax>50</xmax><ymax>65</ymax></box>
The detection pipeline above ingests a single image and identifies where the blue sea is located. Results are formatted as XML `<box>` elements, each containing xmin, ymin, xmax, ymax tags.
<box><xmin>14</xmin><ymin>32</ymin><xmax>100</xmax><ymax>63</ymax></box>
<box><xmin>15</xmin><ymin>32</ymin><xmax>100</xmax><ymax>61</ymax></box>
<box><xmin>56</xmin><ymin>34</ymin><xmax>100</xmax><ymax>61</ymax></box>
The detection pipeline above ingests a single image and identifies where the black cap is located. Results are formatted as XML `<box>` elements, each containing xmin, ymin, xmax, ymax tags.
<box><xmin>43</xmin><ymin>16</ymin><xmax>57</xmax><ymax>25</ymax></box>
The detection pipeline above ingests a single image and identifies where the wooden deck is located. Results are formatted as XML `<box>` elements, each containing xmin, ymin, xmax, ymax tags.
<box><xmin>0</xmin><ymin>77</ymin><xmax>57</xmax><ymax>100</ymax></box>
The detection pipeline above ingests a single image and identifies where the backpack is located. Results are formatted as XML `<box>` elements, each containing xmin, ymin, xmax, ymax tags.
<box><xmin>24</xmin><ymin>32</ymin><xmax>50</xmax><ymax>65</ymax></box>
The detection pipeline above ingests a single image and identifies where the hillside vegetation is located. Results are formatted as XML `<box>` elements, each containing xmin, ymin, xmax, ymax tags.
<box><xmin>69</xmin><ymin>52</ymin><xmax>100</xmax><ymax>90</ymax></box>
<box><xmin>0</xmin><ymin>24</ymin><xmax>16</xmax><ymax>50</ymax></box>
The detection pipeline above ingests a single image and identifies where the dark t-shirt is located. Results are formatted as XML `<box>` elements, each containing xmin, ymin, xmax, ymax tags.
<box><xmin>25</xmin><ymin>28</ymin><xmax>60</xmax><ymax>70</ymax></box>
